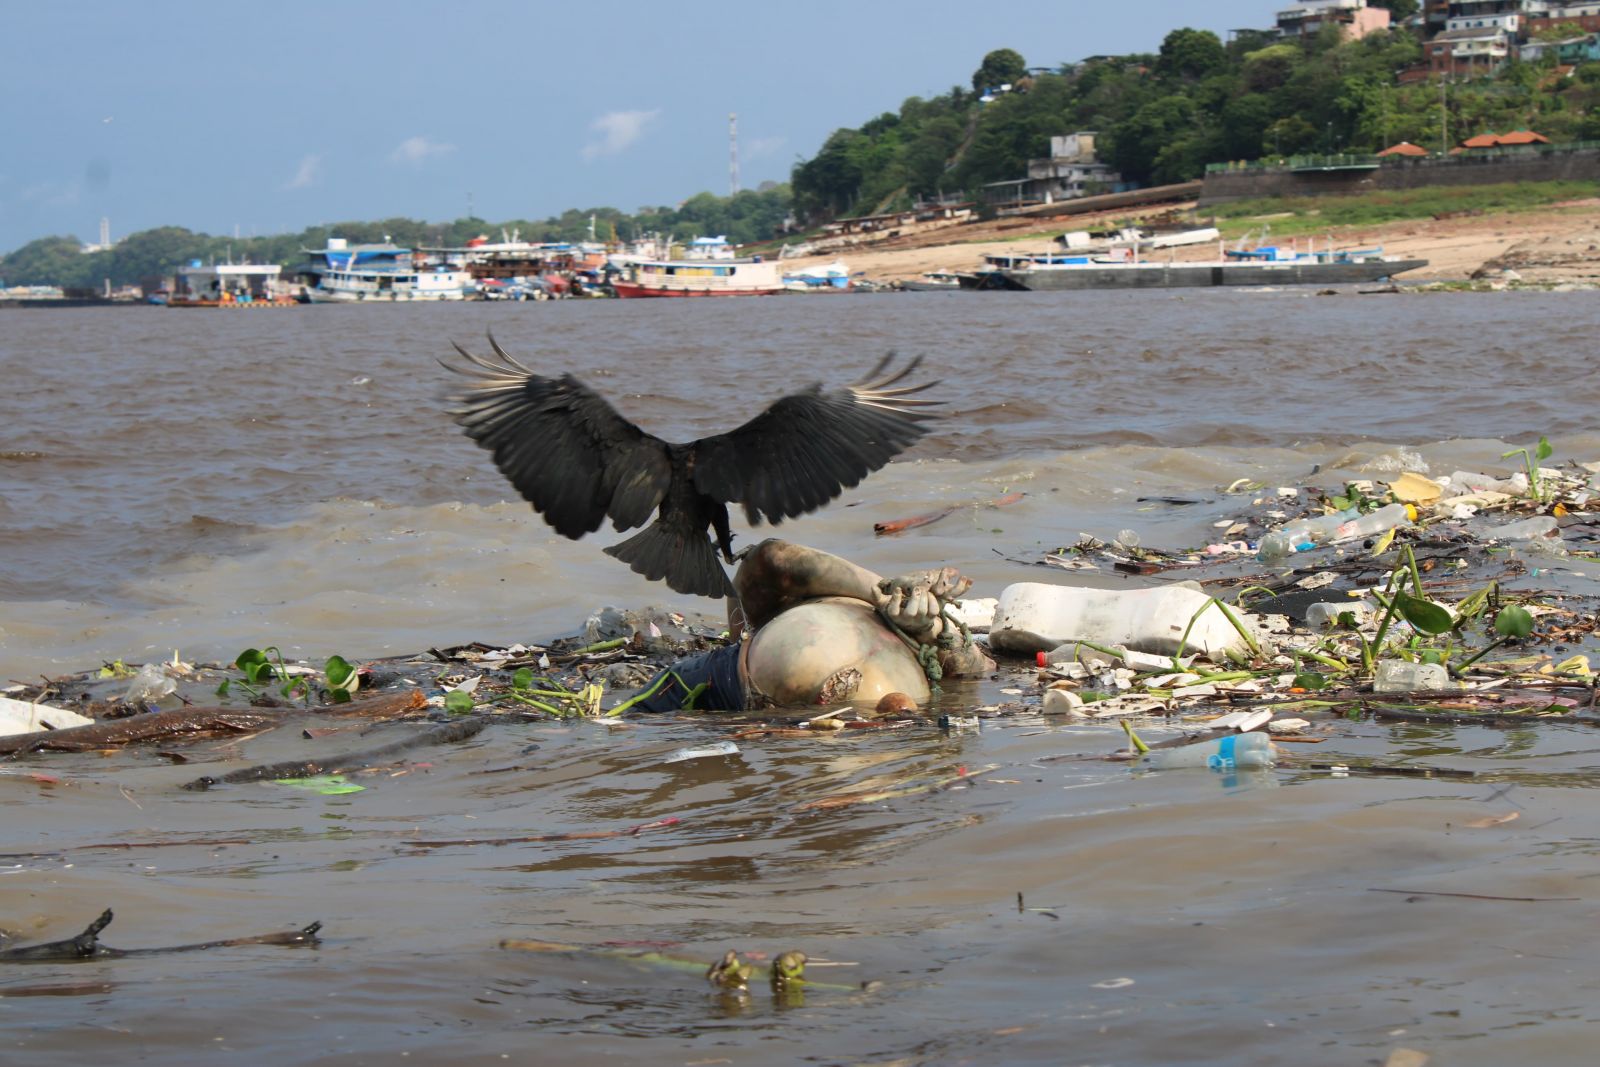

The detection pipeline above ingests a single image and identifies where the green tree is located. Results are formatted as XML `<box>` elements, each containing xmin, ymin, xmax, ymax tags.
<box><xmin>107</xmin><ymin>226</ymin><xmax>213</xmax><ymax>285</ymax></box>
<box><xmin>1220</xmin><ymin>93</ymin><xmax>1276</xmax><ymax>159</ymax></box>
<box><xmin>1158</xmin><ymin>28</ymin><xmax>1227</xmax><ymax>80</ymax></box>
<box><xmin>1106</xmin><ymin>96</ymin><xmax>1197</xmax><ymax>184</ymax></box>
<box><xmin>903</xmin><ymin>115</ymin><xmax>967</xmax><ymax>196</ymax></box>
<box><xmin>972</xmin><ymin>48</ymin><xmax>1026</xmax><ymax>93</ymax></box>
<box><xmin>0</xmin><ymin>236</ymin><xmax>94</xmax><ymax>288</ymax></box>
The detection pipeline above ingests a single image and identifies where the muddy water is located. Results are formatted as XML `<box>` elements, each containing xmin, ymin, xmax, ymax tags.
<box><xmin>4</xmin><ymin>291</ymin><xmax>1600</xmax><ymax>1065</ymax></box>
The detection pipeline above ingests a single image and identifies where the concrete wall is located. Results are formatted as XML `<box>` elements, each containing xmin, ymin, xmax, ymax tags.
<box><xmin>1199</xmin><ymin>149</ymin><xmax>1600</xmax><ymax>206</ymax></box>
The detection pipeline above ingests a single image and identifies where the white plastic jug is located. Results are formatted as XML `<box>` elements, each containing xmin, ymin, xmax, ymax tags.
<box><xmin>988</xmin><ymin>582</ymin><xmax>1254</xmax><ymax>660</ymax></box>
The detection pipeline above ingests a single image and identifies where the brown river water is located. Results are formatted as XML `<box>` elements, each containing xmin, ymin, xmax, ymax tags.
<box><xmin>4</xmin><ymin>291</ymin><xmax>1600</xmax><ymax>1065</ymax></box>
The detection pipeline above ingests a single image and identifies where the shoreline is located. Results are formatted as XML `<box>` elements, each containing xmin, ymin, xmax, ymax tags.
<box><xmin>778</xmin><ymin>198</ymin><xmax>1600</xmax><ymax>288</ymax></box>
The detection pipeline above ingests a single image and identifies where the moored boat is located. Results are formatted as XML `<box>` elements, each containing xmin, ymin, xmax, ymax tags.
<box><xmin>305</xmin><ymin>264</ymin><xmax>476</xmax><ymax>302</ymax></box>
<box><xmin>964</xmin><ymin>243</ymin><xmax>1428</xmax><ymax>291</ymax></box>
<box><xmin>609</xmin><ymin>234</ymin><xmax>784</xmax><ymax>298</ymax></box>
<box><xmin>782</xmin><ymin>261</ymin><xmax>852</xmax><ymax>291</ymax></box>
<box><xmin>298</xmin><ymin>237</ymin><xmax>475</xmax><ymax>303</ymax></box>
<box><xmin>897</xmin><ymin>271</ymin><xmax>968</xmax><ymax>291</ymax></box>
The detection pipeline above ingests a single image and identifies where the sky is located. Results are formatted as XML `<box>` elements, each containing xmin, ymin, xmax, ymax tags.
<box><xmin>1</xmin><ymin>0</ymin><xmax>1279</xmax><ymax>253</ymax></box>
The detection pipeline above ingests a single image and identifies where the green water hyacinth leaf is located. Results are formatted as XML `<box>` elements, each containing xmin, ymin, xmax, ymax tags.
<box><xmin>1536</xmin><ymin>436</ymin><xmax>1553</xmax><ymax>461</ymax></box>
<box><xmin>1393</xmin><ymin>591</ymin><xmax>1453</xmax><ymax>635</ymax></box>
<box><xmin>1494</xmin><ymin>604</ymin><xmax>1535</xmax><ymax>639</ymax></box>
<box><xmin>1292</xmin><ymin>671</ymin><xmax>1328</xmax><ymax>690</ymax></box>
<box><xmin>236</xmin><ymin>648</ymin><xmax>275</xmax><ymax>684</ymax></box>
<box><xmin>325</xmin><ymin>655</ymin><xmax>355</xmax><ymax>689</ymax></box>
<box><xmin>512</xmin><ymin>667</ymin><xmax>534</xmax><ymax>691</ymax></box>
<box><xmin>444</xmin><ymin>690</ymin><xmax>475</xmax><ymax>715</ymax></box>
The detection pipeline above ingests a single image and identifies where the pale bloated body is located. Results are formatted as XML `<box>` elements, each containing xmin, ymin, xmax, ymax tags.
<box><xmin>733</xmin><ymin>539</ymin><xmax>992</xmax><ymax>709</ymax></box>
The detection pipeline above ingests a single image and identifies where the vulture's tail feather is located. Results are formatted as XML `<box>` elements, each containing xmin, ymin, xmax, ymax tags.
<box><xmin>605</xmin><ymin>521</ymin><xmax>733</xmax><ymax>599</ymax></box>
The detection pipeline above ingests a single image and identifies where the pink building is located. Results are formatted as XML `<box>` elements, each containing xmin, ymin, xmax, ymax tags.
<box><xmin>1276</xmin><ymin>0</ymin><xmax>1393</xmax><ymax>40</ymax></box>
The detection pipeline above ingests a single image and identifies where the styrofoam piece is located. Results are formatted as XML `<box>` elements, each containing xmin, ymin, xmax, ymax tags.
<box><xmin>0</xmin><ymin>696</ymin><xmax>94</xmax><ymax>738</ymax></box>
<box><xmin>990</xmin><ymin>582</ymin><xmax>1256</xmax><ymax>659</ymax></box>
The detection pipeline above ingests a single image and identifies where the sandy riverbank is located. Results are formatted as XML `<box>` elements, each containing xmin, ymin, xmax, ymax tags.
<box><xmin>779</xmin><ymin>198</ymin><xmax>1600</xmax><ymax>287</ymax></box>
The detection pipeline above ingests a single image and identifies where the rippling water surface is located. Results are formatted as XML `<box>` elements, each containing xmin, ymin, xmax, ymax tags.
<box><xmin>5</xmin><ymin>291</ymin><xmax>1600</xmax><ymax>1065</ymax></box>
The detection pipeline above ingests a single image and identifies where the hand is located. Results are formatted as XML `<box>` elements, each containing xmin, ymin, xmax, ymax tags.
<box><xmin>876</xmin><ymin>567</ymin><xmax>972</xmax><ymax>642</ymax></box>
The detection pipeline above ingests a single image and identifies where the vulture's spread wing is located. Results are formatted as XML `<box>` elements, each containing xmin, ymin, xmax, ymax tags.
<box><xmin>692</xmin><ymin>352</ymin><xmax>941</xmax><ymax>525</ymax></box>
<box><xmin>442</xmin><ymin>337</ymin><xmax>671</xmax><ymax>537</ymax></box>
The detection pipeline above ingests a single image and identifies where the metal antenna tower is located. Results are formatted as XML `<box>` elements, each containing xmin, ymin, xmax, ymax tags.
<box><xmin>729</xmin><ymin>113</ymin><xmax>740</xmax><ymax>196</ymax></box>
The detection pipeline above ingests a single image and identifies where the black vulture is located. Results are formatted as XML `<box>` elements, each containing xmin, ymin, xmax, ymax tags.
<box><xmin>441</xmin><ymin>336</ymin><xmax>941</xmax><ymax>598</ymax></box>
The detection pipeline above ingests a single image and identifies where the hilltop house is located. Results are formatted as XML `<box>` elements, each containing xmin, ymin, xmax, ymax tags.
<box><xmin>1417</xmin><ymin>1</ymin><xmax>1600</xmax><ymax>75</ymax></box>
<box><xmin>1275</xmin><ymin>0</ymin><xmax>1392</xmax><ymax>40</ymax></box>
<box><xmin>980</xmin><ymin>132</ymin><xmax>1130</xmax><ymax>208</ymax></box>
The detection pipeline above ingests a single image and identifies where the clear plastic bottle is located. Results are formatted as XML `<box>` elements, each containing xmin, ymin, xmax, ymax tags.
<box><xmin>1142</xmin><ymin>731</ymin><xmax>1276</xmax><ymax>771</ymax></box>
<box><xmin>1333</xmin><ymin>502</ymin><xmax>1415</xmax><ymax>539</ymax></box>
<box><xmin>1258</xmin><ymin>503</ymin><xmax>1415</xmax><ymax>562</ymax></box>
<box><xmin>123</xmin><ymin>663</ymin><xmax>177</xmax><ymax>704</ymax></box>
<box><xmin>1448</xmin><ymin>470</ymin><xmax>1528</xmax><ymax>496</ymax></box>
<box><xmin>1494</xmin><ymin>515</ymin><xmax>1559</xmax><ymax>541</ymax></box>
<box><xmin>662</xmin><ymin>740</ymin><xmax>740</xmax><ymax>764</ymax></box>
<box><xmin>1256</xmin><ymin>507</ymin><xmax>1360</xmax><ymax>562</ymax></box>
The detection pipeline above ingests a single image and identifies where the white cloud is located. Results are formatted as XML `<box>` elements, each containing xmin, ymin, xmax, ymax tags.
<box><xmin>285</xmin><ymin>154</ymin><xmax>321</xmax><ymax>190</ymax></box>
<box><xmin>582</xmin><ymin>109</ymin><xmax>660</xmax><ymax>161</ymax></box>
<box><xmin>390</xmin><ymin>136</ymin><xmax>455</xmax><ymax>165</ymax></box>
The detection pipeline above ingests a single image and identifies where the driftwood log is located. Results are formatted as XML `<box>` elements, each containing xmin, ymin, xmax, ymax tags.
<box><xmin>0</xmin><ymin>689</ymin><xmax>430</xmax><ymax>757</ymax></box>
<box><xmin>0</xmin><ymin>909</ymin><xmax>321</xmax><ymax>962</ymax></box>
<box><xmin>0</xmin><ymin>708</ymin><xmax>274</xmax><ymax>756</ymax></box>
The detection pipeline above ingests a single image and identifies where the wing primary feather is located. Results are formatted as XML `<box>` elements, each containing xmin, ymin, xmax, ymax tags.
<box><xmin>486</xmin><ymin>332</ymin><xmax>536</xmax><ymax>376</ymax></box>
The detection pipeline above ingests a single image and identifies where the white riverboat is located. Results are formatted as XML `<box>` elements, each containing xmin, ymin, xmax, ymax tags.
<box><xmin>300</xmin><ymin>237</ymin><xmax>475</xmax><ymax>302</ymax></box>
<box><xmin>304</xmin><ymin>263</ymin><xmax>475</xmax><ymax>302</ymax></box>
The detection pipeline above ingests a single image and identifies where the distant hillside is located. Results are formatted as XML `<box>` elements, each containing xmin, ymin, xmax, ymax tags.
<box><xmin>790</xmin><ymin>26</ymin><xmax>1600</xmax><ymax>223</ymax></box>
<box><xmin>0</xmin><ymin>189</ymin><xmax>792</xmax><ymax>289</ymax></box>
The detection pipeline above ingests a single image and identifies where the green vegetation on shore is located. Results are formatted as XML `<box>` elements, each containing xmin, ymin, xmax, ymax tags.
<box><xmin>1208</xmin><ymin>179</ymin><xmax>1600</xmax><ymax>237</ymax></box>
<box><xmin>0</xmin><ymin>188</ymin><xmax>793</xmax><ymax>290</ymax></box>
<box><xmin>790</xmin><ymin>30</ymin><xmax>1600</xmax><ymax>223</ymax></box>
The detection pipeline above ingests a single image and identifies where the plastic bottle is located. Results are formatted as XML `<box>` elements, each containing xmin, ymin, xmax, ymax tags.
<box><xmin>990</xmin><ymin>582</ymin><xmax>1252</xmax><ymax>660</ymax></box>
<box><xmin>123</xmin><ymin>663</ymin><xmax>177</xmax><ymax>704</ymax></box>
<box><xmin>1331</xmin><ymin>502</ymin><xmax>1414</xmax><ymax>540</ymax></box>
<box><xmin>1141</xmin><ymin>731</ymin><xmax>1276</xmax><ymax>771</ymax></box>
<box><xmin>1493</xmin><ymin>515</ymin><xmax>1559</xmax><ymax>541</ymax></box>
<box><xmin>1256</xmin><ymin>507</ymin><xmax>1360</xmax><ymax>562</ymax></box>
<box><xmin>1257</xmin><ymin>504</ymin><xmax>1414</xmax><ymax>562</ymax></box>
<box><xmin>1447</xmin><ymin>470</ymin><xmax>1528</xmax><ymax>496</ymax></box>
<box><xmin>662</xmin><ymin>740</ymin><xmax>740</xmax><ymax>764</ymax></box>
